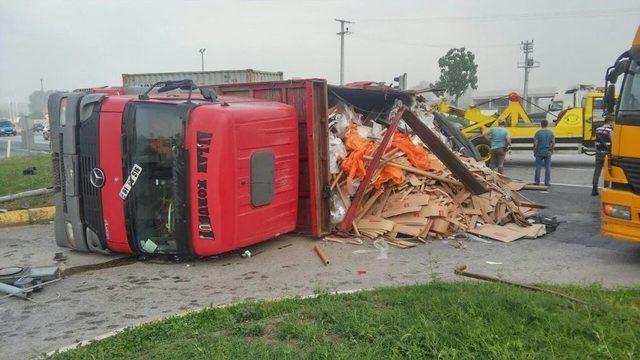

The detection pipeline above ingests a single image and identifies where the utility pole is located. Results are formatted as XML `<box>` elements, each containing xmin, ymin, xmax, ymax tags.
<box><xmin>40</xmin><ymin>78</ymin><xmax>45</xmax><ymax>118</ymax></box>
<box><xmin>199</xmin><ymin>48</ymin><xmax>206</xmax><ymax>72</ymax></box>
<box><xmin>518</xmin><ymin>40</ymin><xmax>539</xmax><ymax>112</ymax></box>
<box><xmin>335</xmin><ymin>18</ymin><xmax>353</xmax><ymax>85</ymax></box>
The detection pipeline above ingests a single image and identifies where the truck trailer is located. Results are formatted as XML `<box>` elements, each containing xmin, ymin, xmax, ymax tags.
<box><xmin>122</xmin><ymin>69</ymin><xmax>283</xmax><ymax>94</ymax></box>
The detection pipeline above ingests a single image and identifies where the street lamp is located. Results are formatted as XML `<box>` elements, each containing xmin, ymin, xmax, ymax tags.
<box><xmin>199</xmin><ymin>48</ymin><xmax>206</xmax><ymax>72</ymax></box>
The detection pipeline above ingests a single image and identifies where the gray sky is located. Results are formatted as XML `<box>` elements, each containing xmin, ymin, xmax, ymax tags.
<box><xmin>1</xmin><ymin>0</ymin><xmax>638</xmax><ymax>104</ymax></box>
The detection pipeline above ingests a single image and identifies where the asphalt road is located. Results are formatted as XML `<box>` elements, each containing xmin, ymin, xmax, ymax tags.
<box><xmin>1</xmin><ymin>153</ymin><xmax>639</xmax><ymax>359</ymax></box>
<box><xmin>0</xmin><ymin>133</ymin><xmax>50</xmax><ymax>155</ymax></box>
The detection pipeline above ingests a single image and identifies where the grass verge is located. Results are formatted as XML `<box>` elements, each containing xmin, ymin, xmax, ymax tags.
<box><xmin>50</xmin><ymin>282</ymin><xmax>640</xmax><ymax>359</ymax></box>
<box><xmin>0</xmin><ymin>153</ymin><xmax>54</xmax><ymax>210</ymax></box>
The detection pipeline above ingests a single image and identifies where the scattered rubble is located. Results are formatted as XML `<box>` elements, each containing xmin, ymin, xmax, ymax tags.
<box><xmin>0</xmin><ymin>265</ymin><xmax>61</xmax><ymax>302</ymax></box>
<box><xmin>326</xmin><ymin>96</ymin><xmax>547</xmax><ymax>247</ymax></box>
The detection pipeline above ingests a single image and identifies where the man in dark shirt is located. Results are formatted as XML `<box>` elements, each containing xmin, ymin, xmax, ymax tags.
<box><xmin>533</xmin><ymin>120</ymin><xmax>555</xmax><ymax>186</ymax></box>
<box><xmin>592</xmin><ymin>117</ymin><xmax>613</xmax><ymax>196</ymax></box>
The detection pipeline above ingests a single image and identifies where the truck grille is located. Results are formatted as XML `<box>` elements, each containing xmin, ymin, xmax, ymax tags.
<box><xmin>616</xmin><ymin>157</ymin><xmax>640</xmax><ymax>195</ymax></box>
<box><xmin>78</xmin><ymin>115</ymin><xmax>106</xmax><ymax>242</ymax></box>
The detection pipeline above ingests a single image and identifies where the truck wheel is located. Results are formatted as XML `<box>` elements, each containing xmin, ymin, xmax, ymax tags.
<box><xmin>470</xmin><ymin>135</ymin><xmax>492</xmax><ymax>163</ymax></box>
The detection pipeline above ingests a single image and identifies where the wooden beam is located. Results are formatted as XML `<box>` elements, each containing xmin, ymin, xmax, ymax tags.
<box><xmin>402</xmin><ymin>110</ymin><xmax>488</xmax><ymax>195</ymax></box>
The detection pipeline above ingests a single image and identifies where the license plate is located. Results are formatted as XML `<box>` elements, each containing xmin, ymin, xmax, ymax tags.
<box><xmin>119</xmin><ymin>164</ymin><xmax>142</xmax><ymax>200</ymax></box>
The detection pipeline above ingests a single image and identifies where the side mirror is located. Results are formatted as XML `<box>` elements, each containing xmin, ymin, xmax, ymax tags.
<box><xmin>604</xmin><ymin>84</ymin><xmax>616</xmax><ymax>115</ymax></box>
<box><xmin>606</xmin><ymin>59</ymin><xmax>630</xmax><ymax>83</ymax></box>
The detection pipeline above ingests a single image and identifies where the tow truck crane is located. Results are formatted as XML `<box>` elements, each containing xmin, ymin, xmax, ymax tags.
<box><xmin>435</xmin><ymin>91</ymin><xmax>605</xmax><ymax>161</ymax></box>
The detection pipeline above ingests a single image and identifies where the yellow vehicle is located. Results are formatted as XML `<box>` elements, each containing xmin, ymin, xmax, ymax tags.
<box><xmin>600</xmin><ymin>26</ymin><xmax>640</xmax><ymax>242</ymax></box>
<box><xmin>436</xmin><ymin>91</ymin><xmax>604</xmax><ymax>160</ymax></box>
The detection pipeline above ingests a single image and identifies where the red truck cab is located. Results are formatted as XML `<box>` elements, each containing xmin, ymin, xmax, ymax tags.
<box><xmin>48</xmin><ymin>80</ymin><xmax>329</xmax><ymax>257</ymax></box>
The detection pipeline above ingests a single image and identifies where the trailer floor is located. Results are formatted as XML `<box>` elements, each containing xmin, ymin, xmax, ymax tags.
<box><xmin>1</xmin><ymin>154</ymin><xmax>639</xmax><ymax>359</ymax></box>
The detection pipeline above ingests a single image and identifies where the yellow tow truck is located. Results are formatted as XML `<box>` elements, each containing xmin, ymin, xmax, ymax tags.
<box><xmin>600</xmin><ymin>26</ymin><xmax>640</xmax><ymax>242</ymax></box>
<box><xmin>435</xmin><ymin>91</ymin><xmax>605</xmax><ymax>161</ymax></box>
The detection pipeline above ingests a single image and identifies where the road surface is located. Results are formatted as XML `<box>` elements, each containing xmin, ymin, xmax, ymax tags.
<box><xmin>1</xmin><ymin>153</ymin><xmax>639</xmax><ymax>359</ymax></box>
<box><xmin>0</xmin><ymin>133</ymin><xmax>50</xmax><ymax>156</ymax></box>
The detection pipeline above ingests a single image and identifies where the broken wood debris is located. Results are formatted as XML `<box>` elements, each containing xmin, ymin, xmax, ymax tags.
<box><xmin>314</xmin><ymin>245</ymin><xmax>330</xmax><ymax>265</ymax></box>
<box><xmin>327</xmin><ymin>99</ymin><xmax>548</xmax><ymax>248</ymax></box>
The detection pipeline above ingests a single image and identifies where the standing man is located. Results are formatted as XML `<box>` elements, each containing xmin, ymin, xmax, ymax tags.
<box><xmin>485</xmin><ymin>119</ymin><xmax>511</xmax><ymax>174</ymax></box>
<box><xmin>533</xmin><ymin>120</ymin><xmax>555</xmax><ymax>186</ymax></box>
<box><xmin>592</xmin><ymin>117</ymin><xmax>614</xmax><ymax>196</ymax></box>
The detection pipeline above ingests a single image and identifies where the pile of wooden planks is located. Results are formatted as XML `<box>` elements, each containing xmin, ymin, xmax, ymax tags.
<box><xmin>328</xmin><ymin>103</ymin><xmax>547</xmax><ymax>245</ymax></box>
<box><xmin>344</xmin><ymin>161</ymin><xmax>543</xmax><ymax>243</ymax></box>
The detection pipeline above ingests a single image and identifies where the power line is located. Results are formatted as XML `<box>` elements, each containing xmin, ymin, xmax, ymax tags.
<box><xmin>356</xmin><ymin>33</ymin><xmax>518</xmax><ymax>49</ymax></box>
<box><xmin>355</xmin><ymin>7</ymin><xmax>640</xmax><ymax>24</ymax></box>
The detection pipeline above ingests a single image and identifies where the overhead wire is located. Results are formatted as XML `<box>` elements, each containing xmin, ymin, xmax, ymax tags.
<box><xmin>355</xmin><ymin>8</ymin><xmax>640</xmax><ymax>24</ymax></box>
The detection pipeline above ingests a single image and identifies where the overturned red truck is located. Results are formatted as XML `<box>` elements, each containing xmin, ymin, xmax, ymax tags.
<box><xmin>50</xmin><ymin>79</ymin><xmax>480</xmax><ymax>257</ymax></box>
<box><xmin>49</xmin><ymin>79</ymin><xmax>332</xmax><ymax>257</ymax></box>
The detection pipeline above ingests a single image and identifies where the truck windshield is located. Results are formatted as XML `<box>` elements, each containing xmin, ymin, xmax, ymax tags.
<box><xmin>619</xmin><ymin>61</ymin><xmax>640</xmax><ymax>123</ymax></box>
<box><xmin>125</xmin><ymin>102</ymin><xmax>184</xmax><ymax>254</ymax></box>
<box><xmin>549</xmin><ymin>101</ymin><xmax>563</xmax><ymax>112</ymax></box>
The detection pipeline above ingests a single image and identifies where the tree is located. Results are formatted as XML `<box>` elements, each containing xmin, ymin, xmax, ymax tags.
<box><xmin>437</xmin><ymin>48</ymin><xmax>478</xmax><ymax>105</ymax></box>
<box><xmin>28</xmin><ymin>90</ymin><xmax>55</xmax><ymax>118</ymax></box>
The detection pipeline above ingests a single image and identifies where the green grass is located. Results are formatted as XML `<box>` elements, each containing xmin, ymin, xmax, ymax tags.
<box><xmin>0</xmin><ymin>153</ymin><xmax>54</xmax><ymax>210</ymax></box>
<box><xmin>50</xmin><ymin>282</ymin><xmax>640</xmax><ymax>359</ymax></box>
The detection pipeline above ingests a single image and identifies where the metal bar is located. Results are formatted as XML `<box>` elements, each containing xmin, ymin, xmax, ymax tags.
<box><xmin>454</xmin><ymin>266</ymin><xmax>586</xmax><ymax>305</ymax></box>
<box><xmin>0</xmin><ymin>187</ymin><xmax>54</xmax><ymax>203</ymax></box>
<box><xmin>338</xmin><ymin>106</ymin><xmax>405</xmax><ymax>232</ymax></box>
<box><xmin>402</xmin><ymin>110</ymin><xmax>488</xmax><ymax>195</ymax></box>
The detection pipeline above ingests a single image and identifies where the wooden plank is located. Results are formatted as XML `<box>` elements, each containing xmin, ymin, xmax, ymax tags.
<box><xmin>354</xmin><ymin>188</ymin><xmax>384</xmax><ymax>222</ymax></box>
<box><xmin>381</xmin><ymin>205</ymin><xmax>422</xmax><ymax>218</ymax></box>
<box><xmin>430</xmin><ymin>217</ymin><xmax>450</xmax><ymax>234</ymax></box>
<box><xmin>387</xmin><ymin>213</ymin><xmax>430</xmax><ymax>226</ymax></box>
<box><xmin>467</xmin><ymin>224</ymin><xmax>526</xmax><ymax>243</ymax></box>
<box><xmin>402</xmin><ymin>110</ymin><xmax>488</xmax><ymax>194</ymax></box>
<box><xmin>404</xmin><ymin>193</ymin><xmax>431</xmax><ymax>207</ymax></box>
<box><xmin>506</xmin><ymin>182</ymin><xmax>527</xmax><ymax>191</ymax></box>
<box><xmin>505</xmin><ymin>223</ymin><xmax>546</xmax><ymax>239</ymax></box>
<box><xmin>419</xmin><ymin>204</ymin><xmax>449</xmax><ymax>218</ymax></box>
<box><xmin>363</xmin><ymin>155</ymin><xmax>463</xmax><ymax>187</ymax></box>
<box><xmin>356</xmin><ymin>216</ymin><xmax>395</xmax><ymax>232</ymax></box>
<box><xmin>393</xmin><ymin>224</ymin><xmax>423</xmax><ymax>237</ymax></box>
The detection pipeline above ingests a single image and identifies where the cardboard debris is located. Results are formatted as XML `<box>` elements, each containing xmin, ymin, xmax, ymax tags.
<box><xmin>327</xmin><ymin>100</ymin><xmax>547</xmax><ymax>247</ymax></box>
<box><xmin>467</xmin><ymin>224</ymin><xmax>526</xmax><ymax>243</ymax></box>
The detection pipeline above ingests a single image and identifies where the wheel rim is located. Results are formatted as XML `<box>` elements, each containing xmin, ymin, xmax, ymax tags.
<box><xmin>476</xmin><ymin>144</ymin><xmax>491</xmax><ymax>163</ymax></box>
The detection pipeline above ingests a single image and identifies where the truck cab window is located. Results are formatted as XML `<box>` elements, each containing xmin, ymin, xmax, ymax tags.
<box><xmin>619</xmin><ymin>61</ymin><xmax>640</xmax><ymax>115</ymax></box>
<box><xmin>250</xmin><ymin>151</ymin><xmax>275</xmax><ymax>207</ymax></box>
<box><xmin>127</xmin><ymin>103</ymin><xmax>184</xmax><ymax>253</ymax></box>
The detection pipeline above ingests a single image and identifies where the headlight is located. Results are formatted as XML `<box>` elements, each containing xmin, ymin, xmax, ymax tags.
<box><xmin>603</xmin><ymin>203</ymin><xmax>631</xmax><ymax>220</ymax></box>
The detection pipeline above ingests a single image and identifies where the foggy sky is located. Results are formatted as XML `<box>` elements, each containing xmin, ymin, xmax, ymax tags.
<box><xmin>1</xmin><ymin>0</ymin><xmax>638</xmax><ymax>104</ymax></box>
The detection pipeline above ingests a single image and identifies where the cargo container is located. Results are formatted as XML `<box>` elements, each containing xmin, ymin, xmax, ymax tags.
<box><xmin>122</xmin><ymin>69</ymin><xmax>283</xmax><ymax>94</ymax></box>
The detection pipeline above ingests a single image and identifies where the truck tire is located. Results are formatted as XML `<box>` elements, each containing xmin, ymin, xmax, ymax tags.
<box><xmin>470</xmin><ymin>135</ymin><xmax>492</xmax><ymax>164</ymax></box>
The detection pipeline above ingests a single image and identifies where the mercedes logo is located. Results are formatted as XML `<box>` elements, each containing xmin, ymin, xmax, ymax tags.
<box><xmin>90</xmin><ymin>168</ymin><xmax>105</xmax><ymax>188</ymax></box>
